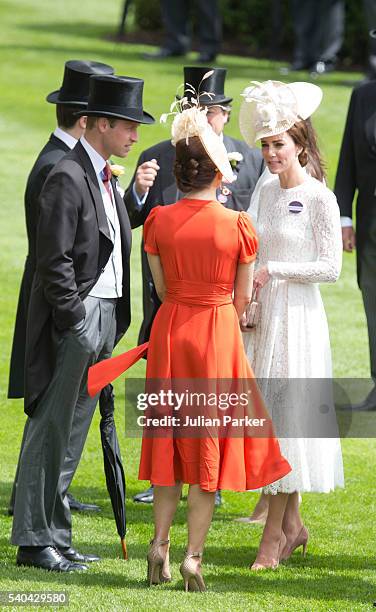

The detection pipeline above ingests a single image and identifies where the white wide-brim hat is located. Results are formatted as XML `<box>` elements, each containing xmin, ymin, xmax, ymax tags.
<box><xmin>169</xmin><ymin>106</ymin><xmax>234</xmax><ymax>183</ymax></box>
<box><xmin>239</xmin><ymin>80</ymin><xmax>323</xmax><ymax>145</ymax></box>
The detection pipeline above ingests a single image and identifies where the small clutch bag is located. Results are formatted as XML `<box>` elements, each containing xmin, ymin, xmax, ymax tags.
<box><xmin>245</xmin><ymin>287</ymin><xmax>261</xmax><ymax>328</ymax></box>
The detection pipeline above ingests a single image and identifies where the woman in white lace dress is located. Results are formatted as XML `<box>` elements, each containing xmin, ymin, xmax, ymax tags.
<box><xmin>239</xmin><ymin>80</ymin><xmax>344</xmax><ymax>569</ymax></box>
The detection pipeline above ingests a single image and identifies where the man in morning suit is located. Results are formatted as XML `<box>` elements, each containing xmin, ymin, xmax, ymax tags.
<box><xmin>8</xmin><ymin>60</ymin><xmax>114</xmax><ymax>515</ymax></box>
<box><xmin>11</xmin><ymin>75</ymin><xmax>155</xmax><ymax>572</ymax></box>
<box><xmin>124</xmin><ymin>66</ymin><xmax>264</xmax><ymax>504</ymax></box>
<box><xmin>334</xmin><ymin>79</ymin><xmax>376</xmax><ymax>411</ymax></box>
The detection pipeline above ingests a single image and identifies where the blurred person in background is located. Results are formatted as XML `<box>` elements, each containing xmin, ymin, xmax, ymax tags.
<box><xmin>364</xmin><ymin>2</ymin><xmax>376</xmax><ymax>78</ymax></box>
<box><xmin>144</xmin><ymin>0</ymin><xmax>221</xmax><ymax>63</ymax></box>
<box><xmin>284</xmin><ymin>0</ymin><xmax>344</xmax><ymax>75</ymax></box>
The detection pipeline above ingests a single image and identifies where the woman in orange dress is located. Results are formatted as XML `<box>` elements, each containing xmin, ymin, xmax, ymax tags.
<box><xmin>137</xmin><ymin>98</ymin><xmax>291</xmax><ymax>592</ymax></box>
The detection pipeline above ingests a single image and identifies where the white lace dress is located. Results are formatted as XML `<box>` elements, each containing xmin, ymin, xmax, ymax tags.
<box><xmin>243</xmin><ymin>175</ymin><xmax>344</xmax><ymax>493</ymax></box>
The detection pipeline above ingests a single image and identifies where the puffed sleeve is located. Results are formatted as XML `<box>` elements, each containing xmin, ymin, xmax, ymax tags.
<box><xmin>238</xmin><ymin>211</ymin><xmax>258</xmax><ymax>263</ymax></box>
<box><xmin>143</xmin><ymin>206</ymin><xmax>161</xmax><ymax>255</ymax></box>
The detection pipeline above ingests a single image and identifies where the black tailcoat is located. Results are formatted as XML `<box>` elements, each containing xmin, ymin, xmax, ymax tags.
<box><xmin>124</xmin><ymin>135</ymin><xmax>264</xmax><ymax>343</ymax></box>
<box><xmin>334</xmin><ymin>80</ymin><xmax>376</xmax><ymax>283</ymax></box>
<box><xmin>24</xmin><ymin>141</ymin><xmax>132</xmax><ymax>416</ymax></box>
<box><xmin>8</xmin><ymin>134</ymin><xmax>70</xmax><ymax>398</ymax></box>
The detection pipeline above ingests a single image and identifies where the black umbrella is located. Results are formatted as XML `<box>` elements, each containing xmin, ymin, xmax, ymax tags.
<box><xmin>99</xmin><ymin>384</ymin><xmax>128</xmax><ymax>560</ymax></box>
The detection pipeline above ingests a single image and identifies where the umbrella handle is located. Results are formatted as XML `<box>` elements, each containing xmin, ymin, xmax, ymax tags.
<box><xmin>121</xmin><ymin>538</ymin><xmax>128</xmax><ymax>560</ymax></box>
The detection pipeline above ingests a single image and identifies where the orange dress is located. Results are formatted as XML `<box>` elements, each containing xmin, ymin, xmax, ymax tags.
<box><xmin>138</xmin><ymin>198</ymin><xmax>291</xmax><ymax>492</ymax></box>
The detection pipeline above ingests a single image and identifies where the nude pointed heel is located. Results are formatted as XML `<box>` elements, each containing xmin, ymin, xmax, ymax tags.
<box><xmin>180</xmin><ymin>552</ymin><xmax>206</xmax><ymax>592</ymax></box>
<box><xmin>280</xmin><ymin>526</ymin><xmax>309</xmax><ymax>562</ymax></box>
<box><xmin>147</xmin><ymin>539</ymin><xmax>171</xmax><ymax>586</ymax></box>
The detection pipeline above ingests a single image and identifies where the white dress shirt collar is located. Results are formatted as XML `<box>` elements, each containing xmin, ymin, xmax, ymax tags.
<box><xmin>80</xmin><ymin>135</ymin><xmax>107</xmax><ymax>176</ymax></box>
<box><xmin>53</xmin><ymin>127</ymin><xmax>77</xmax><ymax>150</ymax></box>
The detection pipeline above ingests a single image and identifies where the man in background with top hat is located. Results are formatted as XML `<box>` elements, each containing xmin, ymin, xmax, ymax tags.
<box><xmin>11</xmin><ymin>75</ymin><xmax>155</xmax><ymax>572</ymax></box>
<box><xmin>124</xmin><ymin>66</ymin><xmax>264</xmax><ymax>505</ymax></box>
<box><xmin>8</xmin><ymin>60</ymin><xmax>114</xmax><ymax>516</ymax></box>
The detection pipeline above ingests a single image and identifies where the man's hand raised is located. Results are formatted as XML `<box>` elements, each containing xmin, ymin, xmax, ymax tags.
<box><xmin>134</xmin><ymin>159</ymin><xmax>160</xmax><ymax>198</ymax></box>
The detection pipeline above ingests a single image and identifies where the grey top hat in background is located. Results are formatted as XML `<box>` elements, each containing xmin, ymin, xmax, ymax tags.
<box><xmin>46</xmin><ymin>60</ymin><xmax>114</xmax><ymax>107</ymax></box>
<box><xmin>77</xmin><ymin>75</ymin><xmax>155</xmax><ymax>124</ymax></box>
<box><xmin>183</xmin><ymin>66</ymin><xmax>233</xmax><ymax>107</ymax></box>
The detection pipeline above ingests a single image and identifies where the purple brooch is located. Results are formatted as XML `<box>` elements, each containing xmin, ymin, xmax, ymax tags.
<box><xmin>288</xmin><ymin>201</ymin><xmax>303</xmax><ymax>214</ymax></box>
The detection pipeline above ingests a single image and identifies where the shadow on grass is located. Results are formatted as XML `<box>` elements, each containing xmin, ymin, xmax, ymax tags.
<box><xmin>4</xmin><ymin>23</ymin><xmax>363</xmax><ymax>88</ymax></box>
<box><xmin>0</xmin><ymin>43</ymin><xmax>149</xmax><ymax>67</ymax></box>
<box><xmin>0</xmin><ymin>481</ymin><xmax>234</xmax><ymax>528</ymax></box>
<box><xmin>1</xmin><ymin>473</ymin><xmax>374</xmax><ymax>605</ymax></box>
<box><xmin>20</xmin><ymin>22</ymin><xmax>117</xmax><ymax>40</ymax></box>
<box><xmin>2</xmin><ymin>477</ymin><xmax>374</xmax><ymax>605</ymax></box>
<box><xmin>0</xmin><ymin>536</ymin><xmax>374</xmax><ymax>605</ymax></box>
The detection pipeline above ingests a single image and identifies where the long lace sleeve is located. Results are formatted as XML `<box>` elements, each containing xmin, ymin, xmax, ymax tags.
<box><xmin>267</xmin><ymin>189</ymin><xmax>342</xmax><ymax>283</ymax></box>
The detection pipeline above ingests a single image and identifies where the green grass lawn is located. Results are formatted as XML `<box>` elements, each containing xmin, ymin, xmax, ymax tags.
<box><xmin>0</xmin><ymin>1</ymin><xmax>375</xmax><ymax>610</ymax></box>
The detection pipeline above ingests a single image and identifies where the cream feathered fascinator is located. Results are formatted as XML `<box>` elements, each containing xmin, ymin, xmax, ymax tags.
<box><xmin>160</xmin><ymin>71</ymin><xmax>234</xmax><ymax>183</ymax></box>
<box><xmin>239</xmin><ymin>80</ymin><xmax>323</xmax><ymax>145</ymax></box>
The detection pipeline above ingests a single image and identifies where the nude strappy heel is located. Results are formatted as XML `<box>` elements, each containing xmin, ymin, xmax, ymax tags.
<box><xmin>147</xmin><ymin>538</ymin><xmax>171</xmax><ymax>586</ymax></box>
<box><xmin>180</xmin><ymin>552</ymin><xmax>206</xmax><ymax>592</ymax></box>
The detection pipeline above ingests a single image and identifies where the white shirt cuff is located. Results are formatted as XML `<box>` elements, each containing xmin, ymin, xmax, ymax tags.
<box><xmin>132</xmin><ymin>183</ymin><xmax>148</xmax><ymax>208</ymax></box>
<box><xmin>340</xmin><ymin>216</ymin><xmax>353</xmax><ymax>228</ymax></box>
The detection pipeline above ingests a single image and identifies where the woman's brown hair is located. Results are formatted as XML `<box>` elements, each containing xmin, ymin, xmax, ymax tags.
<box><xmin>174</xmin><ymin>136</ymin><xmax>217</xmax><ymax>193</ymax></box>
<box><xmin>287</xmin><ymin>118</ymin><xmax>326</xmax><ymax>183</ymax></box>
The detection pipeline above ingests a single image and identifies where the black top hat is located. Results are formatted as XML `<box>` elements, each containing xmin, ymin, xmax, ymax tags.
<box><xmin>46</xmin><ymin>60</ymin><xmax>114</xmax><ymax>107</ymax></box>
<box><xmin>77</xmin><ymin>75</ymin><xmax>155</xmax><ymax>124</ymax></box>
<box><xmin>183</xmin><ymin>66</ymin><xmax>233</xmax><ymax>107</ymax></box>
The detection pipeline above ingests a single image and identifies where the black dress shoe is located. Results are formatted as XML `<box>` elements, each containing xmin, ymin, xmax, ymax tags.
<box><xmin>215</xmin><ymin>490</ymin><xmax>222</xmax><ymax>506</ymax></box>
<box><xmin>16</xmin><ymin>546</ymin><xmax>88</xmax><ymax>572</ymax></box>
<box><xmin>339</xmin><ymin>386</ymin><xmax>376</xmax><ymax>412</ymax></box>
<box><xmin>59</xmin><ymin>546</ymin><xmax>100</xmax><ymax>563</ymax></box>
<box><xmin>143</xmin><ymin>48</ymin><xmax>185</xmax><ymax>60</ymax></box>
<box><xmin>133</xmin><ymin>485</ymin><xmax>154</xmax><ymax>503</ymax></box>
<box><xmin>340</xmin><ymin>398</ymin><xmax>376</xmax><ymax>412</ymax></box>
<box><xmin>197</xmin><ymin>52</ymin><xmax>217</xmax><ymax>63</ymax></box>
<box><xmin>67</xmin><ymin>493</ymin><xmax>100</xmax><ymax>513</ymax></box>
<box><xmin>310</xmin><ymin>60</ymin><xmax>336</xmax><ymax>75</ymax></box>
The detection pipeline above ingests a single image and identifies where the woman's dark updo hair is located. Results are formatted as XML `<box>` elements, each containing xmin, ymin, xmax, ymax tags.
<box><xmin>174</xmin><ymin>136</ymin><xmax>218</xmax><ymax>193</ymax></box>
<box><xmin>287</xmin><ymin>118</ymin><xmax>326</xmax><ymax>183</ymax></box>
